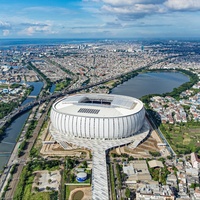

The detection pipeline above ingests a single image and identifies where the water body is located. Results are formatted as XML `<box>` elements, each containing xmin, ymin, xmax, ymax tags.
<box><xmin>0</xmin><ymin>38</ymin><xmax>103</xmax><ymax>49</ymax></box>
<box><xmin>50</xmin><ymin>84</ymin><xmax>56</xmax><ymax>93</ymax></box>
<box><xmin>27</xmin><ymin>82</ymin><xmax>43</xmax><ymax>96</ymax></box>
<box><xmin>111</xmin><ymin>72</ymin><xmax>189</xmax><ymax>98</ymax></box>
<box><xmin>0</xmin><ymin>112</ymin><xmax>30</xmax><ymax>170</ymax></box>
<box><xmin>0</xmin><ymin>82</ymin><xmax>43</xmax><ymax>170</ymax></box>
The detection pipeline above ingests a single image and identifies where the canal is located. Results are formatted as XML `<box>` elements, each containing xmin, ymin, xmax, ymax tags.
<box><xmin>0</xmin><ymin>82</ymin><xmax>43</xmax><ymax>170</ymax></box>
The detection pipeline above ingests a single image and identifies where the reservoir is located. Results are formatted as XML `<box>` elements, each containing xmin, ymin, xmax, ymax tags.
<box><xmin>111</xmin><ymin>72</ymin><xmax>189</xmax><ymax>98</ymax></box>
<box><xmin>0</xmin><ymin>72</ymin><xmax>189</xmax><ymax>170</ymax></box>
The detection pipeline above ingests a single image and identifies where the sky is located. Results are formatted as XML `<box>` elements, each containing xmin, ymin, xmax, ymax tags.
<box><xmin>0</xmin><ymin>0</ymin><xmax>200</xmax><ymax>39</ymax></box>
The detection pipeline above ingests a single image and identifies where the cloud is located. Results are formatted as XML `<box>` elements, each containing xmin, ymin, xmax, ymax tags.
<box><xmin>102</xmin><ymin>0</ymin><xmax>165</xmax><ymax>6</ymax></box>
<box><xmin>19</xmin><ymin>23</ymin><xmax>57</xmax><ymax>36</ymax></box>
<box><xmin>3</xmin><ymin>30</ymin><xmax>10</xmax><ymax>36</ymax></box>
<box><xmin>165</xmin><ymin>0</ymin><xmax>200</xmax><ymax>11</ymax></box>
<box><xmin>101</xmin><ymin>3</ymin><xmax>166</xmax><ymax>20</ymax></box>
<box><xmin>84</xmin><ymin>0</ymin><xmax>200</xmax><ymax>21</ymax></box>
<box><xmin>0</xmin><ymin>21</ymin><xmax>10</xmax><ymax>29</ymax></box>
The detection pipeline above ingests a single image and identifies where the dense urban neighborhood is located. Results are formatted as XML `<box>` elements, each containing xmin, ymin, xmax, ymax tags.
<box><xmin>0</xmin><ymin>39</ymin><xmax>200</xmax><ymax>200</ymax></box>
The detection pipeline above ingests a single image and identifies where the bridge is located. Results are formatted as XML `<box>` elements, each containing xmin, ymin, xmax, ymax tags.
<box><xmin>28</xmin><ymin>95</ymin><xmax>37</xmax><ymax>98</ymax></box>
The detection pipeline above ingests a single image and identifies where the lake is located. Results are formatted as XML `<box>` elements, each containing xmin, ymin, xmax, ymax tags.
<box><xmin>111</xmin><ymin>71</ymin><xmax>189</xmax><ymax>98</ymax></box>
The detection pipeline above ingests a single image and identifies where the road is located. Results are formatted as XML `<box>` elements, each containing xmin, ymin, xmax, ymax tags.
<box><xmin>145</xmin><ymin>112</ymin><xmax>176</xmax><ymax>156</ymax></box>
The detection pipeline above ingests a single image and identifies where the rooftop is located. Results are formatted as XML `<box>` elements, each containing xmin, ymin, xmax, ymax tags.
<box><xmin>53</xmin><ymin>93</ymin><xmax>143</xmax><ymax>118</ymax></box>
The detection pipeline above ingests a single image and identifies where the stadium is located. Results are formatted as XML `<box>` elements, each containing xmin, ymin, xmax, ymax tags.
<box><xmin>49</xmin><ymin>93</ymin><xmax>149</xmax><ymax>200</ymax></box>
<box><xmin>50</xmin><ymin>93</ymin><xmax>145</xmax><ymax>140</ymax></box>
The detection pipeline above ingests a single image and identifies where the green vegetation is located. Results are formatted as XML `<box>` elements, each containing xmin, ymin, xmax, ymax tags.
<box><xmin>149</xmin><ymin>151</ymin><xmax>161</xmax><ymax>157</ymax></box>
<box><xmin>148</xmin><ymin>162</ymin><xmax>170</xmax><ymax>184</ymax></box>
<box><xmin>190</xmin><ymin>183</ymin><xmax>200</xmax><ymax>189</ymax></box>
<box><xmin>65</xmin><ymin>158</ymin><xmax>91</xmax><ymax>184</ymax></box>
<box><xmin>65</xmin><ymin>185</ymin><xmax>70</xmax><ymax>200</ymax></box>
<box><xmin>55</xmin><ymin>78</ymin><xmax>71</xmax><ymax>91</ymax></box>
<box><xmin>66</xmin><ymin>157</ymin><xmax>78</xmax><ymax>170</ymax></box>
<box><xmin>125</xmin><ymin>188</ymin><xmax>131</xmax><ymax>198</ymax></box>
<box><xmin>0</xmin><ymin>123</ymin><xmax>9</xmax><ymax>139</ymax></box>
<box><xmin>10</xmin><ymin>83</ymin><xmax>21</xmax><ymax>88</ymax></box>
<box><xmin>18</xmin><ymin>120</ymin><xmax>38</xmax><ymax>157</ymax></box>
<box><xmin>160</xmin><ymin>122</ymin><xmax>200</xmax><ymax>154</ymax></box>
<box><xmin>28</xmin><ymin>191</ymin><xmax>58</xmax><ymax>200</ymax></box>
<box><xmin>13</xmin><ymin>159</ymin><xmax>61</xmax><ymax>200</ymax></box>
<box><xmin>82</xmin><ymin>78</ymin><xmax>90</xmax><ymax>86</ymax></box>
<box><xmin>30</xmin><ymin>147</ymin><xmax>39</xmax><ymax>158</ymax></box>
<box><xmin>0</xmin><ymin>101</ymin><xmax>18</xmax><ymax>119</ymax></box>
<box><xmin>116</xmin><ymin>164</ymin><xmax>122</xmax><ymax>189</ymax></box>
<box><xmin>26</xmin><ymin>120</ymin><xmax>37</xmax><ymax>139</ymax></box>
<box><xmin>109</xmin><ymin>163</ymin><xmax>117</xmax><ymax>200</ymax></box>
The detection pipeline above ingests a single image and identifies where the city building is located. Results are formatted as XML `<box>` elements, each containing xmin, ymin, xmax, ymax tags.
<box><xmin>191</xmin><ymin>152</ymin><xmax>200</xmax><ymax>169</ymax></box>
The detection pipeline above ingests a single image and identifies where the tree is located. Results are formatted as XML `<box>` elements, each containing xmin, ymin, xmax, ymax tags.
<box><xmin>34</xmin><ymin>187</ymin><xmax>39</xmax><ymax>192</ymax></box>
<box><xmin>82</xmin><ymin>161</ymin><xmax>87</xmax><ymax>168</ymax></box>
<box><xmin>46</xmin><ymin>186</ymin><xmax>51</xmax><ymax>190</ymax></box>
<box><xmin>125</xmin><ymin>188</ymin><xmax>131</xmax><ymax>198</ymax></box>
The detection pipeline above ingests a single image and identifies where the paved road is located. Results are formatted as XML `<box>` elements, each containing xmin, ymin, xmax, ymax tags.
<box><xmin>145</xmin><ymin>112</ymin><xmax>176</xmax><ymax>156</ymax></box>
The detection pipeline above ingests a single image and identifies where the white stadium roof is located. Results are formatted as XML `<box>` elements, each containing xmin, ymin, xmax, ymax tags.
<box><xmin>54</xmin><ymin>93</ymin><xmax>143</xmax><ymax>118</ymax></box>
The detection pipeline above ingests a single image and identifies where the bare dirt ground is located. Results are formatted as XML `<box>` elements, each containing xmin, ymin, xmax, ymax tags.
<box><xmin>69</xmin><ymin>187</ymin><xmax>92</xmax><ymax>200</ymax></box>
<box><xmin>113</xmin><ymin>130</ymin><xmax>170</xmax><ymax>158</ymax></box>
<box><xmin>40</xmin><ymin>130</ymin><xmax>91</xmax><ymax>159</ymax></box>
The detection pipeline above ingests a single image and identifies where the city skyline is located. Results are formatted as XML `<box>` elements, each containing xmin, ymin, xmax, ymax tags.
<box><xmin>0</xmin><ymin>0</ymin><xmax>200</xmax><ymax>39</ymax></box>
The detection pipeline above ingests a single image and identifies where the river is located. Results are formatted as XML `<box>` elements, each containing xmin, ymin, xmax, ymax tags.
<box><xmin>50</xmin><ymin>84</ymin><xmax>56</xmax><ymax>93</ymax></box>
<box><xmin>0</xmin><ymin>72</ymin><xmax>189</xmax><ymax>170</ymax></box>
<box><xmin>0</xmin><ymin>82</ymin><xmax>43</xmax><ymax>170</ymax></box>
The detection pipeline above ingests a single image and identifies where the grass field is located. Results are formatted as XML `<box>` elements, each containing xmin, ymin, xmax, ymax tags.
<box><xmin>160</xmin><ymin>122</ymin><xmax>200</xmax><ymax>154</ymax></box>
<box><xmin>104</xmin><ymin>80</ymin><xmax>118</xmax><ymax>87</ymax></box>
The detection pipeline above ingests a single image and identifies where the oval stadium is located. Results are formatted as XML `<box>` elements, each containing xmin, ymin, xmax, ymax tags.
<box><xmin>50</xmin><ymin>93</ymin><xmax>145</xmax><ymax>140</ymax></box>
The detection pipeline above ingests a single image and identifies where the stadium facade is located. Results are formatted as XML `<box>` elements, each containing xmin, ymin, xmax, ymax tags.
<box><xmin>50</xmin><ymin>93</ymin><xmax>145</xmax><ymax>140</ymax></box>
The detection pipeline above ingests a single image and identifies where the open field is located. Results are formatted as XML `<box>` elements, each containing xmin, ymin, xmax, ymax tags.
<box><xmin>160</xmin><ymin>122</ymin><xmax>200</xmax><ymax>154</ymax></box>
<box><xmin>66</xmin><ymin>185</ymin><xmax>91</xmax><ymax>200</ymax></box>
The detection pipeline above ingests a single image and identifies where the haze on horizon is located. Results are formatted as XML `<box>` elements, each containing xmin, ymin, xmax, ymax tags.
<box><xmin>0</xmin><ymin>0</ymin><xmax>200</xmax><ymax>39</ymax></box>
